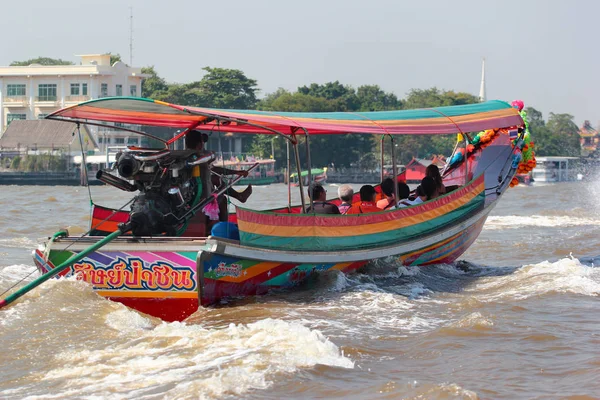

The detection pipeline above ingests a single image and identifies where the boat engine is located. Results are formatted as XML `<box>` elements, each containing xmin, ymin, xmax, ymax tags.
<box><xmin>97</xmin><ymin>149</ymin><xmax>215</xmax><ymax>236</ymax></box>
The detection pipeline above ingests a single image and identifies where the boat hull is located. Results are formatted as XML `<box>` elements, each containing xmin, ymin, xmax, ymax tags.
<box><xmin>32</xmin><ymin>205</ymin><xmax>490</xmax><ymax>321</ymax></box>
<box><xmin>32</xmin><ymin>241</ymin><xmax>202</xmax><ymax>322</ymax></box>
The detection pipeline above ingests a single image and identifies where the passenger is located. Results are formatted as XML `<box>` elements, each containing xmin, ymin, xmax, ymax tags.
<box><xmin>403</xmin><ymin>185</ymin><xmax>426</xmax><ymax>206</ymax></box>
<box><xmin>376</xmin><ymin>178</ymin><xmax>396</xmax><ymax>210</ymax></box>
<box><xmin>425</xmin><ymin>164</ymin><xmax>446</xmax><ymax>197</ymax></box>
<box><xmin>346</xmin><ymin>185</ymin><xmax>381</xmax><ymax>214</ymax></box>
<box><xmin>305</xmin><ymin>184</ymin><xmax>340</xmax><ymax>214</ymax></box>
<box><xmin>403</xmin><ymin>177</ymin><xmax>437</xmax><ymax>206</ymax></box>
<box><xmin>395</xmin><ymin>182</ymin><xmax>412</xmax><ymax>208</ymax></box>
<box><xmin>337</xmin><ymin>184</ymin><xmax>354</xmax><ymax>215</ymax></box>
<box><xmin>185</xmin><ymin>130</ymin><xmax>252</xmax><ymax>203</ymax></box>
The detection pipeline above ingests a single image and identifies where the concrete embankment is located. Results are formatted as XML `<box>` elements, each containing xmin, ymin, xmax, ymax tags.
<box><xmin>0</xmin><ymin>172</ymin><xmax>89</xmax><ymax>186</ymax></box>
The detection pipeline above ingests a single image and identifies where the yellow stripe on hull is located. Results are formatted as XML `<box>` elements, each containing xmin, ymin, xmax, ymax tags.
<box><xmin>239</xmin><ymin>183</ymin><xmax>484</xmax><ymax>238</ymax></box>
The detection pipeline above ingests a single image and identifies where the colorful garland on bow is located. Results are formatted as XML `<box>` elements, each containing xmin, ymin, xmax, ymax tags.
<box><xmin>509</xmin><ymin>100</ymin><xmax>536</xmax><ymax>188</ymax></box>
<box><xmin>448</xmin><ymin>100</ymin><xmax>536</xmax><ymax>189</ymax></box>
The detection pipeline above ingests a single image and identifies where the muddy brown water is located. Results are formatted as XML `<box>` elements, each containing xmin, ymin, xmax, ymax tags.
<box><xmin>1</xmin><ymin>181</ymin><xmax>599</xmax><ymax>399</ymax></box>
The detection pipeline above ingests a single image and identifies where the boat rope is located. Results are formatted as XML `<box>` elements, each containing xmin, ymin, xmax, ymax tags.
<box><xmin>76</xmin><ymin>123</ymin><xmax>94</xmax><ymax>207</ymax></box>
<box><xmin>216</xmin><ymin>122</ymin><xmax>232</xmax><ymax>238</ymax></box>
<box><xmin>0</xmin><ymin>197</ymin><xmax>134</xmax><ymax>299</ymax></box>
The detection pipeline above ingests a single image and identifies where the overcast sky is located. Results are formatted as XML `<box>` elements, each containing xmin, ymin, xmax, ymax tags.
<box><xmin>1</xmin><ymin>0</ymin><xmax>596</xmax><ymax>124</ymax></box>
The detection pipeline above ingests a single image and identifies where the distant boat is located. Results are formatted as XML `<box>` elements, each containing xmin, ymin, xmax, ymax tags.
<box><xmin>215</xmin><ymin>157</ymin><xmax>276</xmax><ymax>185</ymax></box>
<box><xmin>290</xmin><ymin>167</ymin><xmax>327</xmax><ymax>186</ymax></box>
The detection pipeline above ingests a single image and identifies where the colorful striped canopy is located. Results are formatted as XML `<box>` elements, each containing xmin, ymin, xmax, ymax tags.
<box><xmin>48</xmin><ymin>97</ymin><xmax>524</xmax><ymax>137</ymax></box>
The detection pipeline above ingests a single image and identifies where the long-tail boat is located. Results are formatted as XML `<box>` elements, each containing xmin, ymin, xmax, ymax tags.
<box><xmin>14</xmin><ymin>97</ymin><xmax>530</xmax><ymax>321</ymax></box>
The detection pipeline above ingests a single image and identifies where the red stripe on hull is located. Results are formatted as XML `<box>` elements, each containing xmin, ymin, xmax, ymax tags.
<box><xmin>107</xmin><ymin>297</ymin><xmax>198</xmax><ymax>322</ymax></box>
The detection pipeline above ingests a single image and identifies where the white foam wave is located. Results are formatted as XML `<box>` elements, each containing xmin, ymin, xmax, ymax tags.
<box><xmin>0</xmin><ymin>237</ymin><xmax>37</xmax><ymax>249</ymax></box>
<box><xmin>0</xmin><ymin>264</ymin><xmax>37</xmax><ymax>283</ymax></box>
<box><xmin>468</xmin><ymin>257</ymin><xmax>600</xmax><ymax>300</ymax></box>
<box><xmin>34</xmin><ymin>314</ymin><xmax>353</xmax><ymax>399</ymax></box>
<box><xmin>448</xmin><ymin>312</ymin><xmax>494</xmax><ymax>329</ymax></box>
<box><xmin>330</xmin><ymin>291</ymin><xmax>443</xmax><ymax>335</ymax></box>
<box><xmin>484</xmin><ymin>215</ymin><xmax>600</xmax><ymax>230</ymax></box>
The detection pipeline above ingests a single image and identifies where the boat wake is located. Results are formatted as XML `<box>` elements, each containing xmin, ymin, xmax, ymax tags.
<box><xmin>1</xmin><ymin>255</ymin><xmax>598</xmax><ymax>398</ymax></box>
<box><xmin>0</xmin><ymin>286</ymin><xmax>353</xmax><ymax>399</ymax></box>
<box><xmin>484</xmin><ymin>215</ymin><xmax>600</xmax><ymax>230</ymax></box>
<box><xmin>268</xmin><ymin>255</ymin><xmax>600</xmax><ymax>342</ymax></box>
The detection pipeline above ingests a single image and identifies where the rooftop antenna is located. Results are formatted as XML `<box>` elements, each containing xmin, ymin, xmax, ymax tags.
<box><xmin>129</xmin><ymin>7</ymin><xmax>134</xmax><ymax>66</ymax></box>
<box><xmin>479</xmin><ymin>58</ymin><xmax>486</xmax><ymax>102</ymax></box>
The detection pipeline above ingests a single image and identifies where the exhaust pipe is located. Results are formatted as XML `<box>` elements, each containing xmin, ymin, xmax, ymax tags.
<box><xmin>96</xmin><ymin>170</ymin><xmax>138</xmax><ymax>192</ymax></box>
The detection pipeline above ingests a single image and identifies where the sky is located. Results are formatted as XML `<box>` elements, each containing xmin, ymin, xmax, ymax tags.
<box><xmin>1</xmin><ymin>0</ymin><xmax>597</xmax><ymax>125</ymax></box>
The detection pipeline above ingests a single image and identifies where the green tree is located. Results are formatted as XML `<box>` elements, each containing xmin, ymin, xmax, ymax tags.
<box><xmin>141</xmin><ymin>66</ymin><xmax>169</xmax><ymax>99</ymax></box>
<box><xmin>524</xmin><ymin>107</ymin><xmax>544</xmax><ymax>128</ymax></box>
<box><xmin>389</xmin><ymin>88</ymin><xmax>480</xmax><ymax>163</ymax></box>
<box><xmin>10</xmin><ymin>57</ymin><xmax>74</xmax><ymax>66</ymax></box>
<box><xmin>256</xmin><ymin>87</ymin><xmax>373</xmax><ymax>168</ymax></box>
<box><xmin>10</xmin><ymin>156</ymin><xmax>21</xmax><ymax>169</ymax></box>
<box><xmin>402</xmin><ymin>88</ymin><xmax>479</xmax><ymax>109</ymax></box>
<box><xmin>259</xmin><ymin>91</ymin><xmax>337</xmax><ymax>112</ymax></box>
<box><xmin>523</xmin><ymin>108</ymin><xmax>581</xmax><ymax>157</ymax></box>
<box><xmin>298</xmin><ymin>81</ymin><xmax>359</xmax><ymax>111</ymax></box>
<box><xmin>109</xmin><ymin>53</ymin><xmax>125</xmax><ymax>65</ymax></box>
<box><xmin>544</xmin><ymin>113</ymin><xmax>581</xmax><ymax>156</ymax></box>
<box><xmin>356</xmin><ymin>85</ymin><xmax>402</xmax><ymax>111</ymax></box>
<box><xmin>196</xmin><ymin>67</ymin><xmax>258</xmax><ymax>109</ymax></box>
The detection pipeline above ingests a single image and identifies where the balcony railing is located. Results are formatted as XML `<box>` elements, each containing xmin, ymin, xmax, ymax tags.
<box><xmin>4</xmin><ymin>96</ymin><xmax>28</xmax><ymax>106</ymax></box>
<box><xmin>35</xmin><ymin>96</ymin><xmax>58</xmax><ymax>102</ymax></box>
<box><xmin>65</xmin><ymin>95</ymin><xmax>91</xmax><ymax>103</ymax></box>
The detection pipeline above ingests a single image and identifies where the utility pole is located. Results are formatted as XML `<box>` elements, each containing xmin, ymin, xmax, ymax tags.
<box><xmin>129</xmin><ymin>7</ymin><xmax>134</xmax><ymax>66</ymax></box>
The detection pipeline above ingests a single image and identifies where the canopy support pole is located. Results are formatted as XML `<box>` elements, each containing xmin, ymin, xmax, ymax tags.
<box><xmin>302</xmin><ymin>129</ymin><xmax>314</xmax><ymax>212</ymax></box>
<box><xmin>286</xmin><ymin>139</ymin><xmax>291</xmax><ymax>212</ymax></box>
<box><xmin>464</xmin><ymin>135</ymin><xmax>470</xmax><ymax>185</ymax></box>
<box><xmin>291</xmin><ymin>131</ymin><xmax>306</xmax><ymax>213</ymax></box>
<box><xmin>390</xmin><ymin>135</ymin><xmax>399</xmax><ymax>207</ymax></box>
<box><xmin>380</xmin><ymin>135</ymin><xmax>385</xmax><ymax>183</ymax></box>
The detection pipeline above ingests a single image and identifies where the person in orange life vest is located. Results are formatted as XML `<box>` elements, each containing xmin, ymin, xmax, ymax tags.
<box><xmin>376</xmin><ymin>177</ymin><xmax>396</xmax><ymax>210</ymax></box>
<box><xmin>347</xmin><ymin>185</ymin><xmax>381</xmax><ymax>214</ymax></box>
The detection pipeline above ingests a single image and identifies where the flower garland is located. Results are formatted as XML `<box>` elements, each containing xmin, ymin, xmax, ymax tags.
<box><xmin>447</xmin><ymin>100</ymin><xmax>536</xmax><ymax>189</ymax></box>
<box><xmin>509</xmin><ymin>100</ymin><xmax>536</xmax><ymax>188</ymax></box>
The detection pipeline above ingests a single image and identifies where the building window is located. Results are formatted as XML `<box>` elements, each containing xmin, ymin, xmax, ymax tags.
<box><xmin>101</xmin><ymin>83</ymin><xmax>108</xmax><ymax>97</ymax></box>
<box><xmin>98</xmin><ymin>137</ymin><xmax>103</xmax><ymax>144</ymax></box>
<box><xmin>7</xmin><ymin>114</ymin><xmax>26</xmax><ymax>125</ymax></box>
<box><xmin>7</xmin><ymin>84</ymin><xmax>26</xmax><ymax>97</ymax></box>
<box><xmin>37</xmin><ymin>114</ymin><xmax>49</xmax><ymax>119</ymax></box>
<box><xmin>70</xmin><ymin>83</ymin><xmax>80</xmax><ymax>96</ymax></box>
<box><xmin>114</xmin><ymin>138</ymin><xmax>126</xmax><ymax>144</ymax></box>
<box><xmin>116</xmin><ymin>84</ymin><xmax>123</xmax><ymax>96</ymax></box>
<box><xmin>38</xmin><ymin>84</ymin><xmax>57</xmax><ymax>101</ymax></box>
<box><xmin>127</xmin><ymin>137</ymin><xmax>139</xmax><ymax>145</ymax></box>
<box><xmin>82</xmin><ymin>83</ymin><xmax>88</xmax><ymax>96</ymax></box>
<box><xmin>130</xmin><ymin>85</ymin><xmax>137</xmax><ymax>97</ymax></box>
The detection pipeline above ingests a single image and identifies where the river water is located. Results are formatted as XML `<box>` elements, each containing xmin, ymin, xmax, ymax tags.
<box><xmin>1</xmin><ymin>181</ymin><xmax>599</xmax><ymax>399</ymax></box>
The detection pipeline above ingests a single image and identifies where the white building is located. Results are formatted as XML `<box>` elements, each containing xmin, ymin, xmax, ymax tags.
<box><xmin>532</xmin><ymin>156</ymin><xmax>580</xmax><ymax>182</ymax></box>
<box><xmin>0</xmin><ymin>54</ymin><xmax>148</xmax><ymax>151</ymax></box>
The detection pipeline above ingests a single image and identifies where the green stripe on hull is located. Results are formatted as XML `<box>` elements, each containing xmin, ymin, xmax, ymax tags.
<box><xmin>240</xmin><ymin>192</ymin><xmax>485</xmax><ymax>251</ymax></box>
